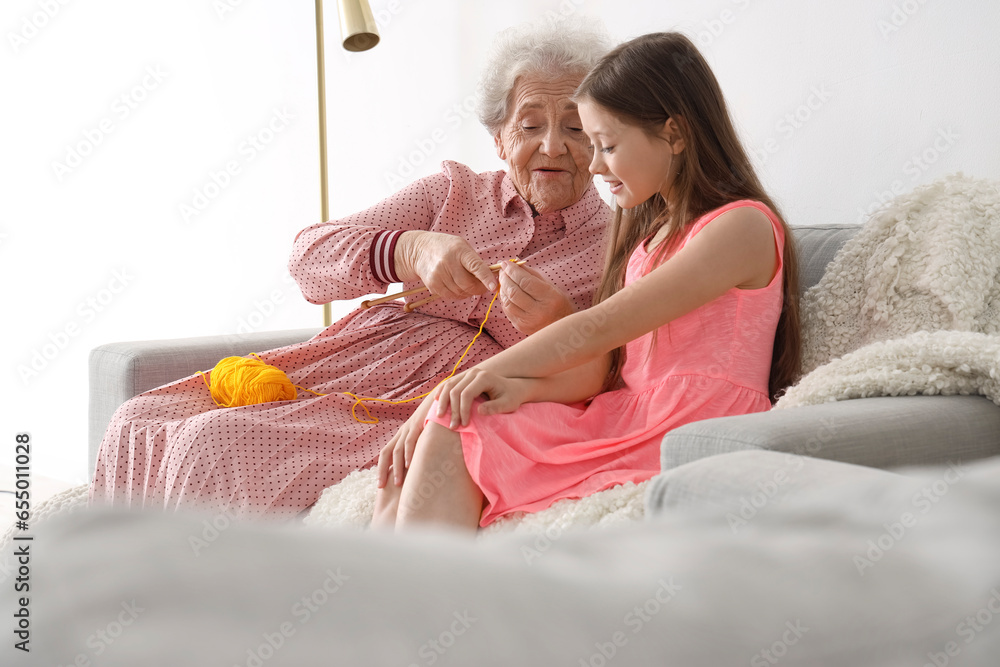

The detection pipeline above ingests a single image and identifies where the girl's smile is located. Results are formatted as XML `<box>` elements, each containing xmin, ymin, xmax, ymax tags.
<box><xmin>577</xmin><ymin>100</ymin><xmax>684</xmax><ymax>209</ymax></box>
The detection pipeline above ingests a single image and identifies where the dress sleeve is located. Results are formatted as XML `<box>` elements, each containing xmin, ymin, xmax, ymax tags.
<box><xmin>288</xmin><ymin>173</ymin><xmax>449</xmax><ymax>304</ymax></box>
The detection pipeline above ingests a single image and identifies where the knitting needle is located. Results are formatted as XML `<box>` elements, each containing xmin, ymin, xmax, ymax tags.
<box><xmin>361</xmin><ymin>259</ymin><xmax>526</xmax><ymax>310</ymax></box>
<box><xmin>361</xmin><ymin>285</ymin><xmax>427</xmax><ymax>309</ymax></box>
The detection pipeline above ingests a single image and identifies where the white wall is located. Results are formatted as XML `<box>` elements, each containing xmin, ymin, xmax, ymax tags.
<box><xmin>3</xmin><ymin>0</ymin><xmax>998</xmax><ymax>483</ymax></box>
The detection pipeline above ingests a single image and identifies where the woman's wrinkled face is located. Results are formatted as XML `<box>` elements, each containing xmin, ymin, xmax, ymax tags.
<box><xmin>494</xmin><ymin>73</ymin><xmax>594</xmax><ymax>215</ymax></box>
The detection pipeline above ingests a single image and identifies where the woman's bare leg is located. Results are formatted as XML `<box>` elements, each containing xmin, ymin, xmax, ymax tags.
<box><xmin>395</xmin><ymin>422</ymin><xmax>483</xmax><ymax>533</ymax></box>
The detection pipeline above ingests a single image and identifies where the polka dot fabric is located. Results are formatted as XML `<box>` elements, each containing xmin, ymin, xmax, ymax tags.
<box><xmin>90</xmin><ymin>162</ymin><xmax>610</xmax><ymax>520</ymax></box>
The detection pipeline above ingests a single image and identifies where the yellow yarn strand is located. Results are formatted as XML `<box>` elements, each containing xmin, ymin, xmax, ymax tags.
<box><xmin>341</xmin><ymin>278</ymin><xmax>505</xmax><ymax>425</ymax></box>
<box><xmin>199</xmin><ymin>262</ymin><xmax>511</xmax><ymax>420</ymax></box>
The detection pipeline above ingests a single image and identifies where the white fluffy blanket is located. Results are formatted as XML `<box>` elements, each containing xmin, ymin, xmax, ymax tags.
<box><xmin>304</xmin><ymin>467</ymin><xmax>646</xmax><ymax>538</ymax></box>
<box><xmin>777</xmin><ymin>173</ymin><xmax>1000</xmax><ymax>408</ymax></box>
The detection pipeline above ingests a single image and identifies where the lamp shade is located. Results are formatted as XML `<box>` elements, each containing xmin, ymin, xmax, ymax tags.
<box><xmin>337</xmin><ymin>0</ymin><xmax>380</xmax><ymax>52</ymax></box>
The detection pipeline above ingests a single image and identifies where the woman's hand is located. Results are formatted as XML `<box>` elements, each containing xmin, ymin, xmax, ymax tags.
<box><xmin>435</xmin><ymin>368</ymin><xmax>534</xmax><ymax>428</ymax></box>
<box><xmin>395</xmin><ymin>231</ymin><xmax>497</xmax><ymax>301</ymax></box>
<box><xmin>498</xmin><ymin>261</ymin><xmax>575</xmax><ymax>335</ymax></box>
<box><xmin>377</xmin><ymin>392</ymin><xmax>437</xmax><ymax>488</ymax></box>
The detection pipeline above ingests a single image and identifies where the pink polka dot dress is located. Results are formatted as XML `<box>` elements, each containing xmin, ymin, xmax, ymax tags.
<box><xmin>89</xmin><ymin>161</ymin><xmax>610</xmax><ymax>520</ymax></box>
<box><xmin>426</xmin><ymin>200</ymin><xmax>785</xmax><ymax>527</ymax></box>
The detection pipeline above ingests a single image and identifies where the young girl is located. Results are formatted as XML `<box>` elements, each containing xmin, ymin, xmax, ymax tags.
<box><xmin>372</xmin><ymin>32</ymin><xmax>801</xmax><ymax>532</ymax></box>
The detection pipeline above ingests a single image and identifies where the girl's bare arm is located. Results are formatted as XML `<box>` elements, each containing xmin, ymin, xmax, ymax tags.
<box><xmin>477</xmin><ymin>206</ymin><xmax>778</xmax><ymax>380</ymax></box>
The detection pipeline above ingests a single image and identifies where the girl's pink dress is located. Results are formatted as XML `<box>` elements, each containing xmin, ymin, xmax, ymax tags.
<box><xmin>426</xmin><ymin>200</ymin><xmax>785</xmax><ymax>527</ymax></box>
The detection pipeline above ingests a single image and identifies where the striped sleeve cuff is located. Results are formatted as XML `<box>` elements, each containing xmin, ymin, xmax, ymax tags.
<box><xmin>369</xmin><ymin>230</ymin><xmax>404</xmax><ymax>284</ymax></box>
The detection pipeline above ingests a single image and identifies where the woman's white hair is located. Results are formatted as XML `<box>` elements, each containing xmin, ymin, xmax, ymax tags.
<box><xmin>477</xmin><ymin>18</ymin><xmax>611</xmax><ymax>136</ymax></box>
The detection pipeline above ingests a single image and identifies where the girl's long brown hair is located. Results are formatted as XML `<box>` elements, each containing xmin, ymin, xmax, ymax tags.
<box><xmin>576</xmin><ymin>32</ymin><xmax>801</xmax><ymax>402</ymax></box>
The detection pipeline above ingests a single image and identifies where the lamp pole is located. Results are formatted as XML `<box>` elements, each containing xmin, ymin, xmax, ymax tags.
<box><xmin>314</xmin><ymin>0</ymin><xmax>380</xmax><ymax>328</ymax></box>
<box><xmin>314</xmin><ymin>0</ymin><xmax>332</xmax><ymax>327</ymax></box>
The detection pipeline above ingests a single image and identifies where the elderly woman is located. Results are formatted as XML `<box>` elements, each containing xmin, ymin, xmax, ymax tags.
<box><xmin>90</xmin><ymin>21</ymin><xmax>611</xmax><ymax>520</ymax></box>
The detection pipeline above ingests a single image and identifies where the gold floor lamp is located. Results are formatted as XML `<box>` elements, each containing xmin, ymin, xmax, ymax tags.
<box><xmin>315</xmin><ymin>0</ymin><xmax>380</xmax><ymax>327</ymax></box>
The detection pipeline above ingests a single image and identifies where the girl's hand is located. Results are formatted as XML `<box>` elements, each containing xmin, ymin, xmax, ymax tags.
<box><xmin>376</xmin><ymin>392</ymin><xmax>437</xmax><ymax>488</ymax></box>
<box><xmin>435</xmin><ymin>368</ymin><xmax>533</xmax><ymax>428</ymax></box>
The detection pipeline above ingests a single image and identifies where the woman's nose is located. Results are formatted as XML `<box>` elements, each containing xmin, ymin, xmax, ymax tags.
<box><xmin>539</xmin><ymin>126</ymin><xmax>568</xmax><ymax>157</ymax></box>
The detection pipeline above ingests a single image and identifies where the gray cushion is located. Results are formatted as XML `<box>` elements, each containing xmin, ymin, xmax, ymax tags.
<box><xmin>655</xmin><ymin>394</ymin><xmax>1000</xmax><ymax>475</ymax></box>
<box><xmin>88</xmin><ymin>328</ymin><xmax>321</xmax><ymax>476</ymax></box>
<box><xmin>646</xmin><ymin>449</ymin><xmax>904</xmax><ymax>518</ymax></box>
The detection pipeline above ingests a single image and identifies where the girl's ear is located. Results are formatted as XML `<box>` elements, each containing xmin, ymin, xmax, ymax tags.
<box><xmin>661</xmin><ymin>117</ymin><xmax>686</xmax><ymax>155</ymax></box>
<box><xmin>494</xmin><ymin>132</ymin><xmax>508</xmax><ymax>161</ymax></box>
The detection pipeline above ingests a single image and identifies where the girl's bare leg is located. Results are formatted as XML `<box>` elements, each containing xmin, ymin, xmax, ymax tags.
<box><xmin>395</xmin><ymin>422</ymin><xmax>483</xmax><ymax>533</ymax></box>
<box><xmin>371</xmin><ymin>470</ymin><xmax>403</xmax><ymax>530</ymax></box>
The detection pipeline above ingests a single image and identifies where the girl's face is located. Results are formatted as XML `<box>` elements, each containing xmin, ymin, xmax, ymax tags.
<box><xmin>578</xmin><ymin>100</ymin><xmax>682</xmax><ymax>209</ymax></box>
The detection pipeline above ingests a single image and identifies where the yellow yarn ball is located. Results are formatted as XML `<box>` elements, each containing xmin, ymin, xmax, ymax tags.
<box><xmin>204</xmin><ymin>356</ymin><xmax>298</xmax><ymax>407</ymax></box>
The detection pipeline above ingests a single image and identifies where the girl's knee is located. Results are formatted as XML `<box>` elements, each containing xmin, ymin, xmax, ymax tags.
<box><xmin>415</xmin><ymin>422</ymin><xmax>464</xmax><ymax>460</ymax></box>
<box><xmin>403</xmin><ymin>424</ymin><xmax>469</xmax><ymax>501</ymax></box>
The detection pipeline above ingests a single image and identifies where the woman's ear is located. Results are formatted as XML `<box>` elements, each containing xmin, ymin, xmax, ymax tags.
<box><xmin>662</xmin><ymin>117</ymin><xmax>686</xmax><ymax>155</ymax></box>
<box><xmin>494</xmin><ymin>132</ymin><xmax>508</xmax><ymax>161</ymax></box>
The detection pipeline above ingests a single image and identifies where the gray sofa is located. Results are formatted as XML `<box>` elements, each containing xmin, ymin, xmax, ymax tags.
<box><xmin>89</xmin><ymin>223</ymin><xmax>1000</xmax><ymax>483</ymax></box>
<box><xmin>26</xmin><ymin>452</ymin><xmax>1000</xmax><ymax>666</ymax></box>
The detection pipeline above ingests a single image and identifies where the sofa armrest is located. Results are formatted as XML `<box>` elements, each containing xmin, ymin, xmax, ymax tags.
<box><xmin>659</xmin><ymin>395</ymin><xmax>1000</xmax><ymax>471</ymax></box>
<box><xmin>88</xmin><ymin>328</ymin><xmax>322</xmax><ymax>477</ymax></box>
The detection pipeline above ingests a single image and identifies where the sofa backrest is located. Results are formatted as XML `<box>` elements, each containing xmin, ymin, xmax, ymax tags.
<box><xmin>789</xmin><ymin>224</ymin><xmax>860</xmax><ymax>296</ymax></box>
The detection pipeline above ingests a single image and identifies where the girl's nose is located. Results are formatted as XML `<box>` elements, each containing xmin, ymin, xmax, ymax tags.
<box><xmin>588</xmin><ymin>151</ymin><xmax>604</xmax><ymax>175</ymax></box>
